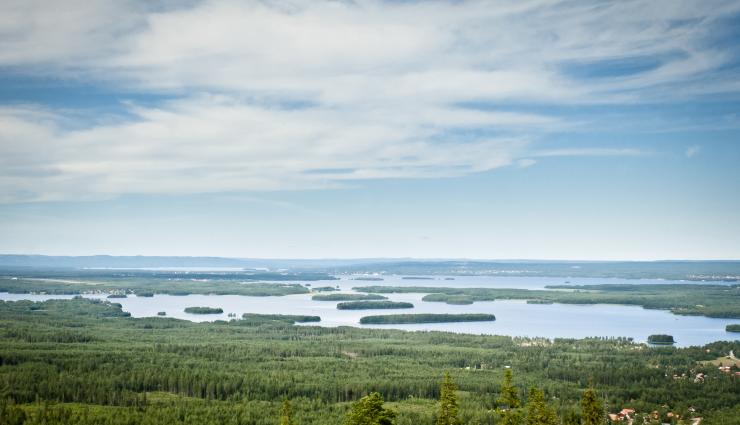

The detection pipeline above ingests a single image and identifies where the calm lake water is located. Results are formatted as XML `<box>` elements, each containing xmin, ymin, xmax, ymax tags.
<box><xmin>2</xmin><ymin>275</ymin><xmax>738</xmax><ymax>347</ymax></box>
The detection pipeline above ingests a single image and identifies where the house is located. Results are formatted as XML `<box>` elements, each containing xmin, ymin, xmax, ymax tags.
<box><xmin>608</xmin><ymin>408</ymin><xmax>635</xmax><ymax>423</ymax></box>
<box><xmin>619</xmin><ymin>408</ymin><xmax>635</xmax><ymax>417</ymax></box>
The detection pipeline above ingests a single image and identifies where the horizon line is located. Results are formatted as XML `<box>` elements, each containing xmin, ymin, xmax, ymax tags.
<box><xmin>1</xmin><ymin>254</ymin><xmax>739</xmax><ymax>263</ymax></box>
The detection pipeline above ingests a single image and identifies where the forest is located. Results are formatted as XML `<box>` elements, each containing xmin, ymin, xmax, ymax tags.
<box><xmin>184</xmin><ymin>307</ymin><xmax>224</xmax><ymax>314</ymax></box>
<box><xmin>0</xmin><ymin>298</ymin><xmax>738</xmax><ymax>424</ymax></box>
<box><xmin>0</xmin><ymin>276</ymin><xmax>312</xmax><ymax>297</ymax></box>
<box><xmin>355</xmin><ymin>284</ymin><xmax>740</xmax><ymax>318</ymax></box>
<box><xmin>359</xmin><ymin>314</ymin><xmax>496</xmax><ymax>324</ymax></box>
<box><xmin>325</xmin><ymin>260</ymin><xmax>740</xmax><ymax>281</ymax></box>
<box><xmin>3</xmin><ymin>268</ymin><xmax>739</xmax><ymax>319</ymax></box>
<box><xmin>647</xmin><ymin>335</ymin><xmax>675</xmax><ymax>345</ymax></box>
<box><xmin>337</xmin><ymin>301</ymin><xmax>414</xmax><ymax>310</ymax></box>
<box><xmin>313</xmin><ymin>294</ymin><xmax>388</xmax><ymax>301</ymax></box>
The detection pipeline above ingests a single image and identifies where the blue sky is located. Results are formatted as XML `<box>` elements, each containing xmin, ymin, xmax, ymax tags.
<box><xmin>0</xmin><ymin>0</ymin><xmax>739</xmax><ymax>259</ymax></box>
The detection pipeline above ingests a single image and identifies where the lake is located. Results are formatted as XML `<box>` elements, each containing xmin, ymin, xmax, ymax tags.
<box><xmin>2</xmin><ymin>275</ymin><xmax>738</xmax><ymax>347</ymax></box>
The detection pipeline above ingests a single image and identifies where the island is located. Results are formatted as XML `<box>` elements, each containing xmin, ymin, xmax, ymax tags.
<box><xmin>359</xmin><ymin>313</ymin><xmax>496</xmax><ymax>324</ymax></box>
<box><xmin>423</xmin><ymin>294</ymin><xmax>473</xmax><ymax>305</ymax></box>
<box><xmin>647</xmin><ymin>334</ymin><xmax>675</xmax><ymax>345</ymax></box>
<box><xmin>241</xmin><ymin>313</ymin><xmax>320</xmax><ymax>324</ymax></box>
<box><xmin>107</xmin><ymin>294</ymin><xmax>127</xmax><ymax>299</ymax></box>
<box><xmin>0</xmin><ymin>270</ymin><xmax>327</xmax><ymax>297</ymax></box>
<box><xmin>337</xmin><ymin>301</ymin><xmax>413</xmax><ymax>310</ymax></box>
<box><xmin>184</xmin><ymin>307</ymin><xmax>223</xmax><ymax>314</ymax></box>
<box><xmin>312</xmin><ymin>293</ymin><xmax>387</xmax><ymax>301</ymax></box>
<box><xmin>313</xmin><ymin>286</ymin><xmax>339</xmax><ymax>292</ymax></box>
<box><xmin>354</xmin><ymin>284</ymin><xmax>740</xmax><ymax>319</ymax></box>
<box><xmin>156</xmin><ymin>311</ymin><xmax>166</xmax><ymax>316</ymax></box>
<box><xmin>726</xmin><ymin>324</ymin><xmax>740</xmax><ymax>332</ymax></box>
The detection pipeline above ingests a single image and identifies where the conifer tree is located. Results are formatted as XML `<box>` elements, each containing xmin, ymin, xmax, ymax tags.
<box><xmin>498</xmin><ymin>368</ymin><xmax>520</xmax><ymax>409</ymax></box>
<box><xmin>525</xmin><ymin>387</ymin><xmax>558</xmax><ymax>425</ymax></box>
<box><xmin>436</xmin><ymin>372</ymin><xmax>460</xmax><ymax>425</ymax></box>
<box><xmin>581</xmin><ymin>387</ymin><xmax>604</xmax><ymax>425</ymax></box>
<box><xmin>501</xmin><ymin>409</ymin><xmax>525</xmax><ymax>425</ymax></box>
<box><xmin>344</xmin><ymin>392</ymin><xmax>396</xmax><ymax>425</ymax></box>
<box><xmin>562</xmin><ymin>410</ymin><xmax>581</xmax><ymax>425</ymax></box>
<box><xmin>279</xmin><ymin>399</ymin><xmax>295</xmax><ymax>425</ymax></box>
<box><xmin>497</xmin><ymin>369</ymin><xmax>523</xmax><ymax>425</ymax></box>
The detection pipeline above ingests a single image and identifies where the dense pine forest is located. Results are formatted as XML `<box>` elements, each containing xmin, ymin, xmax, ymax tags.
<box><xmin>0</xmin><ymin>298</ymin><xmax>738</xmax><ymax>424</ymax></box>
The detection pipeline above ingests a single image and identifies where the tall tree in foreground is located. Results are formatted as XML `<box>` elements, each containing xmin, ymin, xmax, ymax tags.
<box><xmin>525</xmin><ymin>387</ymin><xmax>558</xmax><ymax>425</ymax></box>
<box><xmin>498</xmin><ymin>368</ymin><xmax>520</xmax><ymax>409</ymax></box>
<box><xmin>580</xmin><ymin>387</ymin><xmax>604</xmax><ymax>425</ymax></box>
<box><xmin>436</xmin><ymin>372</ymin><xmax>460</xmax><ymax>425</ymax></box>
<box><xmin>344</xmin><ymin>392</ymin><xmax>396</xmax><ymax>425</ymax></box>
<box><xmin>279</xmin><ymin>398</ymin><xmax>295</xmax><ymax>425</ymax></box>
<box><xmin>497</xmin><ymin>368</ymin><xmax>523</xmax><ymax>425</ymax></box>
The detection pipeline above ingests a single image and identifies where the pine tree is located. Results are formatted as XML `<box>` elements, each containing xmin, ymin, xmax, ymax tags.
<box><xmin>344</xmin><ymin>392</ymin><xmax>396</xmax><ymax>425</ymax></box>
<box><xmin>562</xmin><ymin>410</ymin><xmax>581</xmax><ymax>425</ymax></box>
<box><xmin>501</xmin><ymin>409</ymin><xmax>525</xmax><ymax>425</ymax></box>
<box><xmin>497</xmin><ymin>369</ymin><xmax>523</xmax><ymax>425</ymax></box>
<box><xmin>581</xmin><ymin>387</ymin><xmax>604</xmax><ymax>425</ymax></box>
<box><xmin>279</xmin><ymin>399</ymin><xmax>295</xmax><ymax>425</ymax></box>
<box><xmin>525</xmin><ymin>387</ymin><xmax>558</xmax><ymax>425</ymax></box>
<box><xmin>436</xmin><ymin>372</ymin><xmax>460</xmax><ymax>425</ymax></box>
<box><xmin>498</xmin><ymin>368</ymin><xmax>520</xmax><ymax>409</ymax></box>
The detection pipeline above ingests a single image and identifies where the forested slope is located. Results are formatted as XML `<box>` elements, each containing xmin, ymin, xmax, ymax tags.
<box><xmin>0</xmin><ymin>298</ymin><xmax>737</xmax><ymax>424</ymax></box>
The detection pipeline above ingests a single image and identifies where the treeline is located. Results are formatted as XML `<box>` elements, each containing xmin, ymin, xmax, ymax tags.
<box><xmin>359</xmin><ymin>314</ymin><xmax>496</xmax><ymax>324</ymax></box>
<box><xmin>337</xmin><ymin>301</ymin><xmax>413</xmax><ymax>310</ymax></box>
<box><xmin>184</xmin><ymin>307</ymin><xmax>224</xmax><ymax>314</ymax></box>
<box><xmin>0</xmin><ymin>276</ymin><xmax>311</xmax><ymax>297</ymax></box>
<box><xmin>334</xmin><ymin>371</ymin><xmax>605</xmax><ymax>425</ymax></box>
<box><xmin>240</xmin><ymin>313</ymin><xmax>321</xmax><ymax>324</ymax></box>
<box><xmin>647</xmin><ymin>334</ymin><xmax>675</xmax><ymax>344</ymax></box>
<box><xmin>313</xmin><ymin>294</ymin><xmax>387</xmax><ymax>301</ymax></box>
<box><xmin>313</xmin><ymin>286</ymin><xmax>339</xmax><ymax>292</ymax></box>
<box><xmin>354</xmin><ymin>284</ymin><xmax>740</xmax><ymax>318</ymax></box>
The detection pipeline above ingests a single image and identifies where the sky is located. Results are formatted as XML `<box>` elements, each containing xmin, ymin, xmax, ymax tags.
<box><xmin>0</xmin><ymin>0</ymin><xmax>739</xmax><ymax>260</ymax></box>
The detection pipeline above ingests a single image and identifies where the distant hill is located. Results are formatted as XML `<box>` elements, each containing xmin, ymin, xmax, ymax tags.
<box><xmin>0</xmin><ymin>255</ymin><xmax>398</xmax><ymax>270</ymax></box>
<box><xmin>322</xmin><ymin>260</ymin><xmax>740</xmax><ymax>281</ymax></box>
<box><xmin>0</xmin><ymin>255</ymin><xmax>738</xmax><ymax>281</ymax></box>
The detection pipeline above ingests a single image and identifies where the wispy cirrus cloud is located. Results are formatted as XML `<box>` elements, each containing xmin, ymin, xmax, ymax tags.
<box><xmin>0</xmin><ymin>97</ymin><xmax>534</xmax><ymax>202</ymax></box>
<box><xmin>0</xmin><ymin>0</ymin><xmax>739</xmax><ymax>202</ymax></box>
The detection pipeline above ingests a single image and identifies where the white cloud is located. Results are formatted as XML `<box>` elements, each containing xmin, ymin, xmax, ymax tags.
<box><xmin>517</xmin><ymin>159</ymin><xmax>537</xmax><ymax>168</ymax></box>
<box><xmin>0</xmin><ymin>97</ymin><xmax>534</xmax><ymax>202</ymax></box>
<box><xmin>685</xmin><ymin>145</ymin><xmax>701</xmax><ymax>158</ymax></box>
<box><xmin>3</xmin><ymin>0</ymin><xmax>737</xmax><ymax>101</ymax></box>
<box><xmin>0</xmin><ymin>0</ymin><xmax>738</xmax><ymax>201</ymax></box>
